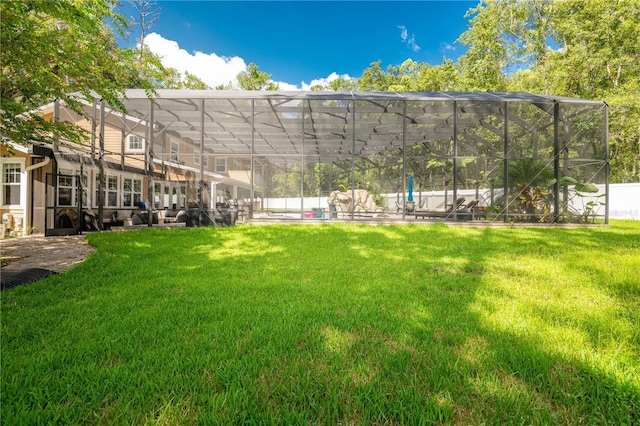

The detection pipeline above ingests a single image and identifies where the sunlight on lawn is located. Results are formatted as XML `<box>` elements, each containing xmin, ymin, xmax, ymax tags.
<box><xmin>1</xmin><ymin>221</ymin><xmax>638</xmax><ymax>424</ymax></box>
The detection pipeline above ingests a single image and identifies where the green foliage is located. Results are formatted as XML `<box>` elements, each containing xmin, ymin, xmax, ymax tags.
<box><xmin>1</xmin><ymin>223</ymin><xmax>639</xmax><ymax>423</ymax></box>
<box><xmin>356</xmin><ymin>59</ymin><xmax>460</xmax><ymax>92</ymax></box>
<box><xmin>574</xmin><ymin>182</ymin><xmax>598</xmax><ymax>193</ymax></box>
<box><xmin>507</xmin><ymin>159</ymin><xmax>555</xmax><ymax>190</ymax></box>
<box><xmin>492</xmin><ymin>159</ymin><xmax>555</xmax><ymax>220</ymax></box>
<box><xmin>0</xmin><ymin>0</ymin><xmax>155</xmax><ymax>147</ymax></box>
<box><xmin>351</xmin><ymin>0</ymin><xmax>639</xmax><ymax>182</ymax></box>
<box><xmin>328</xmin><ymin>77</ymin><xmax>358</xmax><ymax>92</ymax></box>
<box><xmin>456</xmin><ymin>1</ymin><xmax>513</xmax><ymax>91</ymax></box>
<box><xmin>237</xmin><ymin>63</ymin><xmax>280</xmax><ymax>91</ymax></box>
<box><xmin>606</xmin><ymin>92</ymin><xmax>640</xmax><ymax>183</ymax></box>
<box><xmin>546</xmin><ymin>0</ymin><xmax>640</xmax><ymax>182</ymax></box>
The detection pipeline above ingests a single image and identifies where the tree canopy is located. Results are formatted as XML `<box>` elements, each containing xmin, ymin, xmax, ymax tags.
<box><xmin>236</xmin><ymin>63</ymin><xmax>280</xmax><ymax>91</ymax></box>
<box><xmin>0</xmin><ymin>0</ymin><xmax>153</xmax><ymax>147</ymax></box>
<box><xmin>343</xmin><ymin>0</ymin><xmax>640</xmax><ymax>182</ymax></box>
<box><xmin>2</xmin><ymin>0</ymin><xmax>637</xmax><ymax>181</ymax></box>
<box><xmin>0</xmin><ymin>0</ymin><xmax>210</xmax><ymax>149</ymax></box>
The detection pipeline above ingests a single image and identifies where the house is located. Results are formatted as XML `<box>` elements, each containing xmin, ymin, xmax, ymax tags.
<box><xmin>1</xmin><ymin>98</ymin><xmax>257</xmax><ymax>236</ymax></box>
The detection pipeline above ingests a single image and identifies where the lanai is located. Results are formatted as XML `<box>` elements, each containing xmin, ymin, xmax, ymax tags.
<box><xmin>117</xmin><ymin>90</ymin><xmax>608</xmax><ymax>224</ymax></box>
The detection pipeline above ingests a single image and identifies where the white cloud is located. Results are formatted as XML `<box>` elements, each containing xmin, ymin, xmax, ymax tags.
<box><xmin>143</xmin><ymin>33</ymin><xmax>352</xmax><ymax>91</ymax></box>
<box><xmin>398</xmin><ymin>25</ymin><xmax>421</xmax><ymax>52</ymax></box>
<box><xmin>439</xmin><ymin>42</ymin><xmax>457</xmax><ymax>56</ymax></box>
<box><xmin>300</xmin><ymin>73</ymin><xmax>353</xmax><ymax>91</ymax></box>
<box><xmin>399</xmin><ymin>26</ymin><xmax>409</xmax><ymax>41</ymax></box>
<box><xmin>143</xmin><ymin>33</ymin><xmax>247</xmax><ymax>88</ymax></box>
<box><xmin>274</xmin><ymin>81</ymin><xmax>300</xmax><ymax>91</ymax></box>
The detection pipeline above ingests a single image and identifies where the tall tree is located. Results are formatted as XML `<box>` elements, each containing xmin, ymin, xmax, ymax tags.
<box><xmin>236</xmin><ymin>63</ymin><xmax>279</xmax><ymax>91</ymax></box>
<box><xmin>123</xmin><ymin>0</ymin><xmax>209</xmax><ymax>89</ymax></box>
<box><xmin>549</xmin><ymin>0</ymin><xmax>640</xmax><ymax>98</ymax></box>
<box><xmin>546</xmin><ymin>0</ymin><xmax>640</xmax><ymax>182</ymax></box>
<box><xmin>457</xmin><ymin>0</ymin><xmax>556</xmax><ymax>91</ymax></box>
<box><xmin>356</xmin><ymin>59</ymin><xmax>460</xmax><ymax>92</ymax></box>
<box><xmin>456</xmin><ymin>1</ymin><xmax>511</xmax><ymax>91</ymax></box>
<box><xmin>327</xmin><ymin>77</ymin><xmax>358</xmax><ymax>92</ymax></box>
<box><xmin>357</xmin><ymin>61</ymin><xmax>392</xmax><ymax>91</ymax></box>
<box><xmin>1</xmin><ymin>0</ymin><xmax>153</xmax><ymax>147</ymax></box>
<box><xmin>124</xmin><ymin>0</ymin><xmax>161</xmax><ymax>71</ymax></box>
<box><xmin>456</xmin><ymin>0</ymin><xmax>639</xmax><ymax>182</ymax></box>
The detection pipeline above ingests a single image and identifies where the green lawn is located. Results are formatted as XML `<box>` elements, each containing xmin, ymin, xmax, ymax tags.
<box><xmin>2</xmin><ymin>221</ymin><xmax>639</xmax><ymax>425</ymax></box>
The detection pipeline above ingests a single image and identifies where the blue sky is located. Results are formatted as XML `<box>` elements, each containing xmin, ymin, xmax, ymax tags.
<box><xmin>120</xmin><ymin>1</ymin><xmax>477</xmax><ymax>89</ymax></box>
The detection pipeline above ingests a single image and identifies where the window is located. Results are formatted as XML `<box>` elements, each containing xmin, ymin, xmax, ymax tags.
<box><xmin>57</xmin><ymin>169</ymin><xmax>88</xmax><ymax>207</ymax></box>
<box><xmin>194</xmin><ymin>154</ymin><xmax>209</xmax><ymax>167</ymax></box>
<box><xmin>233</xmin><ymin>160</ymin><xmax>246</xmax><ymax>171</ymax></box>
<box><xmin>154</xmin><ymin>183</ymin><xmax>187</xmax><ymax>210</ymax></box>
<box><xmin>127</xmin><ymin>134</ymin><xmax>145</xmax><ymax>152</ymax></box>
<box><xmin>94</xmin><ymin>175</ymin><xmax>119</xmax><ymax>207</ymax></box>
<box><xmin>169</xmin><ymin>185</ymin><xmax>186</xmax><ymax>209</ymax></box>
<box><xmin>123</xmin><ymin>177</ymin><xmax>142</xmax><ymax>207</ymax></box>
<box><xmin>57</xmin><ymin>170</ymin><xmax>74</xmax><ymax>207</ymax></box>
<box><xmin>254</xmin><ymin>164</ymin><xmax>264</xmax><ymax>186</ymax></box>
<box><xmin>215</xmin><ymin>158</ymin><xmax>227</xmax><ymax>173</ymax></box>
<box><xmin>179</xmin><ymin>185</ymin><xmax>186</xmax><ymax>208</ymax></box>
<box><xmin>2</xmin><ymin>163</ymin><xmax>21</xmax><ymax>206</ymax></box>
<box><xmin>80</xmin><ymin>172</ymin><xmax>88</xmax><ymax>208</ymax></box>
<box><xmin>164</xmin><ymin>185</ymin><xmax>170</xmax><ymax>208</ymax></box>
<box><xmin>170</xmin><ymin>141</ymin><xmax>179</xmax><ymax>163</ymax></box>
<box><xmin>153</xmin><ymin>183</ymin><xmax>160</xmax><ymax>209</ymax></box>
<box><xmin>107</xmin><ymin>176</ymin><xmax>118</xmax><ymax>206</ymax></box>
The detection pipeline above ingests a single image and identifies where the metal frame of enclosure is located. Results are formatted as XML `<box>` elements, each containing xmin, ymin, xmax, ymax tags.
<box><xmin>119</xmin><ymin>90</ymin><xmax>609</xmax><ymax>224</ymax></box>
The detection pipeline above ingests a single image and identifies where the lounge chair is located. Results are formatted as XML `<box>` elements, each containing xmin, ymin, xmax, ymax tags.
<box><xmin>414</xmin><ymin>197</ymin><xmax>467</xmax><ymax>219</ymax></box>
<box><xmin>454</xmin><ymin>199</ymin><xmax>483</xmax><ymax>221</ymax></box>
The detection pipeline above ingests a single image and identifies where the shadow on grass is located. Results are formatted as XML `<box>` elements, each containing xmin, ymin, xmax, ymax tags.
<box><xmin>1</xmin><ymin>223</ymin><xmax>638</xmax><ymax>424</ymax></box>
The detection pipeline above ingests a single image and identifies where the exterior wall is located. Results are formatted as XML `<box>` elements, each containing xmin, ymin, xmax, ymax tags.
<box><xmin>1</xmin><ymin>146</ymin><xmax>29</xmax><ymax>235</ymax></box>
<box><xmin>155</xmin><ymin>134</ymin><xmax>240</xmax><ymax>177</ymax></box>
<box><xmin>56</xmin><ymin>105</ymin><xmax>148</xmax><ymax>171</ymax></box>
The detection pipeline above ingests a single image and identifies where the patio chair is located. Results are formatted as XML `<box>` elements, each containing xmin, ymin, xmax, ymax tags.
<box><xmin>414</xmin><ymin>197</ymin><xmax>467</xmax><ymax>219</ymax></box>
<box><xmin>455</xmin><ymin>199</ymin><xmax>481</xmax><ymax>220</ymax></box>
<box><xmin>236</xmin><ymin>199</ymin><xmax>249</xmax><ymax>221</ymax></box>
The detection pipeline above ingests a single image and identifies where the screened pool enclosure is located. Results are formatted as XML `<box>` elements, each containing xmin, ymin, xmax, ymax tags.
<box><xmin>117</xmin><ymin>90</ymin><xmax>608</xmax><ymax>224</ymax></box>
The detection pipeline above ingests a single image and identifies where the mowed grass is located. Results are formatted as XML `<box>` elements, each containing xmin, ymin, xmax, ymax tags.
<box><xmin>1</xmin><ymin>221</ymin><xmax>639</xmax><ymax>425</ymax></box>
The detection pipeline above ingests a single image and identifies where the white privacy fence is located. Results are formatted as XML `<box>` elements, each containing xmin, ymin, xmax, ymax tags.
<box><xmin>607</xmin><ymin>183</ymin><xmax>640</xmax><ymax>219</ymax></box>
<box><xmin>256</xmin><ymin>183</ymin><xmax>639</xmax><ymax>220</ymax></box>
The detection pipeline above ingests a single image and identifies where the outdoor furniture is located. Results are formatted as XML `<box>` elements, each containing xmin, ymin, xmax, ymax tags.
<box><xmin>414</xmin><ymin>198</ymin><xmax>486</xmax><ymax>221</ymax></box>
<box><xmin>454</xmin><ymin>199</ymin><xmax>484</xmax><ymax>221</ymax></box>
<box><xmin>236</xmin><ymin>199</ymin><xmax>249</xmax><ymax>221</ymax></box>
<box><xmin>311</xmin><ymin>208</ymin><xmax>324</xmax><ymax>218</ymax></box>
<box><xmin>328</xmin><ymin>203</ymin><xmax>337</xmax><ymax>218</ymax></box>
<box><xmin>132</xmin><ymin>211</ymin><xmax>158</xmax><ymax>225</ymax></box>
<box><xmin>414</xmin><ymin>197</ymin><xmax>467</xmax><ymax>219</ymax></box>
